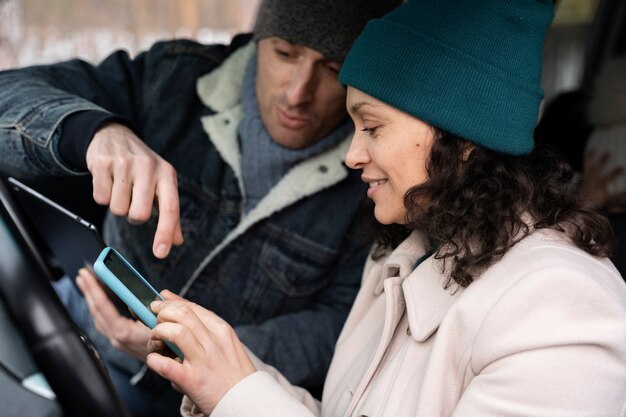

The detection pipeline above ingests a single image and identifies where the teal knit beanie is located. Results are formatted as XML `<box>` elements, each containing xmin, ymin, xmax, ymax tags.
<box><xmin>339</xmin><ymin>0</ymin><xmax>555</xmax><ymax>155</ymax></box>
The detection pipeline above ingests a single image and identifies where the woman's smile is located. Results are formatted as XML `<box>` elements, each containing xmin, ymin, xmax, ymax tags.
<box><xmin>363</xmin><ymin>176</ymin><xmax>388</xmax><ymax>198</ymax></box>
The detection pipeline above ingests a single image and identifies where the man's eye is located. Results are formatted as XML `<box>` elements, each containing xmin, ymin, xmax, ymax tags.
<box><xmin>326</xmin><ymin>64</ymin><xmax>341</xmax><ymax>75</ymax></box>
<box><xmin>275</xmin><ymin>48</ymin><xmax>293</xmax><ymax>58</ymax></box>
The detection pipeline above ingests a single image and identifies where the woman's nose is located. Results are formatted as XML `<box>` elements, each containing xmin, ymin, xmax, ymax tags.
<box><xmin>345</xmin><ymin>134</ymin><xmax>370</xmax><ymax>169</ymax></box>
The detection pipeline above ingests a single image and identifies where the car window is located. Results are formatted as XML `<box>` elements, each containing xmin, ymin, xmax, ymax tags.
<box><xmin>542</xmin><ymin>0</ymin><xmax>600</xmax><ymax>107</ymax></box>
<box><xmin>0</xmin><ymin>0</ymin><xmax>261</xmax><ymax>70</ymax></box>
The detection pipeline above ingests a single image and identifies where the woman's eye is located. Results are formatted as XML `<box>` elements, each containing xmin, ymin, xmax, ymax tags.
<box><xmin>361</xmin><ymin>127</ymin><xmax>378</xmax><ymax>136</ymax></box>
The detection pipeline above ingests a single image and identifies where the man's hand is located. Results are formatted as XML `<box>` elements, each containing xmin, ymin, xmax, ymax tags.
<box><xmin>86</xmin><ymin>124</ymin><xmax>184</xmax><ymax>258</ymax></box>
<box><xmin>76</xmin><ymin>267</ymin><xmax>151</xmax><ymax>362</ymax></box>
<box><xmin>146</xmin><ymin>291</ymin><xmax>256</xmax><ymax>415</ymax></box>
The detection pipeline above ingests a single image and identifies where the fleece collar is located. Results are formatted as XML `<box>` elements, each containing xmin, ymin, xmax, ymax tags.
<box><xmin>196</xmin><ymin>42</ymin><xmax>254</xmax><ymax>185</ymax></box>
<box><xmin>196</xmin><ymin>42</ymin><xmax>254</xmax><ymax>112</ymax></box>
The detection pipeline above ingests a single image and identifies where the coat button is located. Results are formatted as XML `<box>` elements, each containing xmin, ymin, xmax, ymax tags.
<box><xmin>318</xmin><ymin>164</ymin><xmax>328</xmax><ymax>173</ymax></box>
<box><xmin>406</xmin><ymin>326</ymin><xmax>412</xmax><ymax>336</ymax></box>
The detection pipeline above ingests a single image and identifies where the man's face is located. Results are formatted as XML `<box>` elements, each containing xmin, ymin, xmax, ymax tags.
<box><xmin>256</xmin><ymin>37</ymin><xmax>348</xmax><ymax>149</ymax></box>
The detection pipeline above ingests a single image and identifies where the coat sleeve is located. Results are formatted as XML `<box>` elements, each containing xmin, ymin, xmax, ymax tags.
<box><xmin>180</xmin><ymin>347</ymin><xmax>321</xmax><ymax>417</ymax></box>
<box><xmin>453</xmin><ymin>265</ymin><xmax>626</xmax><ymax>417</ymax></box>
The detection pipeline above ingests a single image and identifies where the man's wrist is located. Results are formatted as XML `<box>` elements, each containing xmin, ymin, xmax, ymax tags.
<box><xmin>59</xmin><ymin>111</ymin><xmax>135</xmax><ymax>170</ymax></box>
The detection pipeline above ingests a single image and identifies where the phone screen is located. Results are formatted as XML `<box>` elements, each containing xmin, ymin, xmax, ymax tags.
<box><xmin>103</xmin><ymin>250</ymin><xmax>158</xmax><ymax>308</ymax></box>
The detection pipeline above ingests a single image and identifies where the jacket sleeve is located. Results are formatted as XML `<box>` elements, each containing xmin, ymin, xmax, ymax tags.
<box><xmin>0</xmin><ymin>47</ymin><xmax>151</xmax><ymax>179</ymax></box>
<box><xmin>233</xmin><ymin>234</ymin><xmax>368</xmax><ymax>389</ymax></box>
<box><xmin>0</xmin><ymin>35</ymin><xmax>250</xmax><ymax>181</ymax></box>
<box><xmin>453</xmin><ymin>265</ymin><xmax>626</xmax><ymax>416</ymax></box>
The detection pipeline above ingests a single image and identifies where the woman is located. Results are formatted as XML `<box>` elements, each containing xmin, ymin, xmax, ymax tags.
<box><xmin>145</xmin><ymin>0</ymin><xmax>626</xmax><ymax>416</ymax></box>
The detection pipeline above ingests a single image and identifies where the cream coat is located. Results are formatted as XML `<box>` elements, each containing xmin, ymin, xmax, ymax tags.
<box><xmin>182</xmin><ymin>229</ymin><xmax>626</xmax><ymax>417</ymax></box>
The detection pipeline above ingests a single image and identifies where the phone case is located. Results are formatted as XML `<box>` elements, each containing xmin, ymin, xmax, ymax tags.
<box><xmin>93</xmin><ymin>247</ymin><xmax>183</xmax><ymax>358</ymax></box>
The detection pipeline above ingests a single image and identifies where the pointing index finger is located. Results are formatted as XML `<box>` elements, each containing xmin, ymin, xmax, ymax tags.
<box><xmin>152</xmin><ymin>170</ymin><xmax>183</xmax><ymax>258</ymax></box>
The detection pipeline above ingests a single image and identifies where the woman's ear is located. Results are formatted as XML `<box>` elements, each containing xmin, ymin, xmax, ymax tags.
<box><xmin>461</xmin><ymin>143</ymin><xmax>475</xmax><ymax>161</ymax></box>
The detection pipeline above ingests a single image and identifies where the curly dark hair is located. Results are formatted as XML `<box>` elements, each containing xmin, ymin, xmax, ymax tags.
<box><xmin>372</xmin><ymin>129</ymin><xmax>614</xmax><ymax>288</ymax></box>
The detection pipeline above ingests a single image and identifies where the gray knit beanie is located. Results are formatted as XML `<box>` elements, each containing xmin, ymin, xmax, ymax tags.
<box><xmin>253</xmin><ymin>0</ymin><xmax>402</xmax><ymax>62</ymax></box>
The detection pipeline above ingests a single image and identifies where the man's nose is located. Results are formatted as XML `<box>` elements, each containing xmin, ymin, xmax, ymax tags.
<box><xmin>285</xmin><ymin>64</ymin><xmax>316</xmax><ymax>107</ymax></box>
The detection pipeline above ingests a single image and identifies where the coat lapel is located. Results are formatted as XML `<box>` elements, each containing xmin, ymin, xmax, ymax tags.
<box><xmin>343</xmin><ymin>232</ymin><xmax>430</xmax><ymax>417</ymax></box>
<box><xmin>403</xmin><ymin>257</ymin><xmax>464</xmax><ymax>342</ymax></box>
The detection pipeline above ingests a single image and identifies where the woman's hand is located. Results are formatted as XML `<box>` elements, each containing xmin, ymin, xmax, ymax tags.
<box><xmin>146</xmin><ymin>291</ymin><xmax>256</xmax><ymax>415</ymax></box>
<box><xmin>76</xmin><ymin>268</ymin><xmax>151</xmax><ymax>361</ymax></box>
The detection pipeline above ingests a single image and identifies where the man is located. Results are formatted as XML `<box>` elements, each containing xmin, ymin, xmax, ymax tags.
<box><xmin>0</xmin><ymin>0</ymin><xmax>401</xmax><ymax>416</ymax></box>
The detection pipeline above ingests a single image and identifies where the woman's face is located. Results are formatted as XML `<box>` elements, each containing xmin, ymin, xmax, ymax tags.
<box><xmin>345</xmin><ymin>87</ymin><xmax>435</xmax><ymax>225</ymax></box>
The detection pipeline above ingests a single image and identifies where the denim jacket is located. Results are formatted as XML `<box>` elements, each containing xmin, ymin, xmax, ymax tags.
<box><xmin>0</xmin><ymin>35</ymin><xmax>371</xmax><ymax>388</ymax></box>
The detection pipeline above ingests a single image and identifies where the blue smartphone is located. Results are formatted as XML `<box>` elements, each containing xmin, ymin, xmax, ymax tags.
<box><xmin>93</xmin><ymin>247</ymin><xmax>183</xmax><ymax>359</ymax></box>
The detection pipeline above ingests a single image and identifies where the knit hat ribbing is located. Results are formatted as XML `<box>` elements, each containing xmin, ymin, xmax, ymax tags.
<box><xmin>339</xmin><ymin>0</ymin><xmax>555</xmax><ymax>155</ymax></box>
<box><xmin>253</xmin><ymin>0</ymin><xmax>402</xmax><ymax>63</ymax></box>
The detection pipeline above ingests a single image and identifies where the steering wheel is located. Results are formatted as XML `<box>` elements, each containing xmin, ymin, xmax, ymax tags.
<box><xmin>0</xmin><ymin>178</ymin><xmax>131</xmax><ymax>417</ymax></box>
